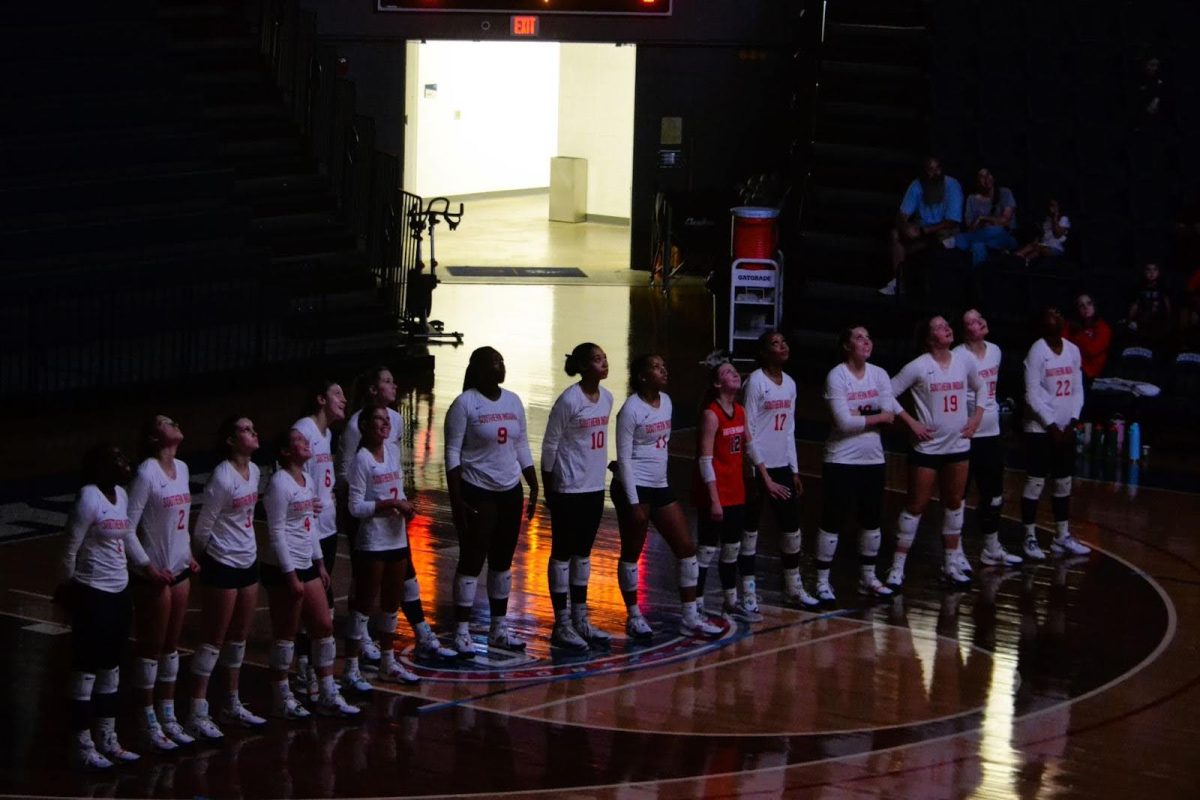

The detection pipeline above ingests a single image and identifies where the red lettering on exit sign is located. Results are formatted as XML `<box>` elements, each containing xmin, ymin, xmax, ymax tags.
<box><xmin>511</xmin><ymin>15</ymin><xmax>538</xmax><ymax>36</ymax></box>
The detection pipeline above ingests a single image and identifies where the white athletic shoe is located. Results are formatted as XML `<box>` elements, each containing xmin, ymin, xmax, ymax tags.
<box><xmin>378</xmin><ymin>660</ymin><xmax>421</xmax><ymax>685</ymax></box>
<box><xmin>414</xmin><ymin>631</ymin><xmax>458</xmax><ymax>660</ymax></box>
<box><xmin>96</xmin><ymin>730</ymin><xmax>140</xmax><ymax>764</ymax></box>
<box><xmin>858</xmin><ymin>575</ymin><xmax>894</xmax><ymax>598</ymax></box>
<box><xmin>272</xmin><ymin>693</ymin><xmax>312</xmax><ymax>721</ymax></box>
<box><xmin>488</xmin><ymin>619</ymin><xmax>527</xmax><ymax>651</ymax></box>
<box><xmin>1022</xmin><ymin>537</ymin><xmax>1047</xmax><ymax>562</ymax></box>
<box><xmin>315</xmin><ymin>691</ymin><xmax>361</xmax><ymax>718</ymax></box>
<box><xmin>550</xmin><ymin>620</ymin><xmax>589</xmax><ymax>651</ymax></box>
<box><xmin>951</xmin><ymin>550</ymin><xmax>974</xmax><ymax>577</ymax></box>
<box><xmin>360</xmin><ymin>639</ymin><xmax>382</xmax><ymax>663</ymax></box>
<box><xmin>879</xmin><ymin>278</ymin><xmax>898</xmax><ymax>296</ymax></box>
<box><xmin>980</xmin><ymin>543</ymin><xmax>1023</xmax><ymax>567</ymax></box>
<box><xmin>814</xmin><ymin>580</ymin><xmax>837</xmax><ymax>605</ymax></box>
<box><xmin>571</xmin><ymin>605</ymin><xmax>612</xmax><ymax>645</ymax></box>
<box><xmin>218</xmin><ymin>700</ymin><xmax>267</xmax><ymax>729</ymax></box>
<box><xmin>140</xmin><ymin>722</ymin><xmax>179</xmax><ymax>754</ymax></box>
<box><xmin>625</xmin><ymin>615</ymin><xmax>654</xmax><ymax>642</ymax></box>
<box><xmin>1051</xmin><ymin>534</ymin><xmax>1092</xmax><ymax>557</ymax></box>
<box><xmin>679</xmin><ymin>609</ymin><xmax>723</xmax><ymax>638</ymax></box>
<box><xmin>885</xmin><ymin>564</ymin><xmax>906</xmax><ymax>593</ymax></box>
<box><xmin>72</xmin><ymin>743</ymin><xmax>113</xmax><ymax>770</ymax></box>
<box><xmin>160</xmin><ymin>717</ymin><xmax>195</xmax><ymax>747</ymax></box>
<box><xmin>342</xmin><ymin>670</ymin><xmax>375</xmax><ymax>695</ymax></box>
<box><xmin>722</xmin><ymin>597</ymin><xmax>763</xmax><ymax>623</ymax></box>
<box><xmin>183</xmin><ymin>713</ymin><xmax>224</xmax><ymax>742</ymax></box>
<box><xmin>784</xmin><ymin>585</ymin><xmax>821</xmax><ymax>610</ymax></box>
<box><xmin>453</xmin><ymin>630</ymin><xmax>477</xmax><ymax>658</ymax></box>
<box><xmin>942</xmin><ymin>562</ymin><xmax>972</xmax><ymax>589</ymax></box>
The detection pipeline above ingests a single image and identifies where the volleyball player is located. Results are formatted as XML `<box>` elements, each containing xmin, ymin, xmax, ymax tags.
<box><xmin>955</xmin><ymin>310</ymin><xmax>1023</xmax><ymax>569</ymax></box>
<box><xmin>126</xmin><ymin>415</ymin><xmax>199</xmax><ymax>752</ymax></box>
<box><xmin>885</xmin><ymin>315</ymin><xmax>986</xmax><ymax>591</ymax></box>
<box><xmin>292</xmin><ymin>380</ymin><xmax>346</xmax><ymax>699</ymax></box>
<box><xmin>693</xmin><ymin>359</ymin><xmax>761</xmax><ymax>621</ymax></box>
<box><xmin>445</xmin><ymin>346</ymin><xmax>540</xmax><ymax>656</ymax></box>
<box><xmin>541</xmin><ymin>342</ymin><xmax>614</xmax><ymax>650</ymax></box>
<box><xmin>741</xmin><ymin>331</ymin><xmax>819</xmax><ymax>609</ymax></box>
<box><xmin>186</xmin><ymin>416</ymin><xmax>266</xmax><ymax>741</ymax></box>
<box><xmin>1020</xmin><ymin>307</ymin><xmax>1091</xmax><ymax>559</ymax></box>
<box><xmin>261</xmin><ymin>429</ymin><xmax>359</xmax><ymax>718</ymax></box>
<box><xmin>58</xmin><ymin>443</ymin><xmax>172</xmax><ymax>769</ymax></box>
<box><xmin>340</xmin><ymin>366</ymin><xmax>454</xmax><ymax>669</ymax></box>
<box><xmin>613</xmin><ymin>354</ymin><xmax>722</xmax><ymax>640</ymax></box>
<box><xmin>344</xmin><ymin>407</ymin><xmax>422</xmax><ymax>685</ymax></box>
<box><xmin>820</xmin><ymin>326</ymin><xmax>896</xmax><ymax>600</ymax></box>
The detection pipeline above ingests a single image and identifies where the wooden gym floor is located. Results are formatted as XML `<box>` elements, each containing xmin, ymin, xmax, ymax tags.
<box><xmin>0</xmin><ymin>279</ymin><xmax>1198</xmax><ymax>799</ymax></box>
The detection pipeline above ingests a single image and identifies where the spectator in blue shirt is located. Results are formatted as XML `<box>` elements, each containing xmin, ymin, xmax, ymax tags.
<box><xmin>883</xmin><ymin>156</ymin><xmax>963</xmax><ymax>295</ymax></box>
<box><xmin>943</xmin><ymin>168</ymin><xmax>1018</xmax><ymax>267</ymax></box>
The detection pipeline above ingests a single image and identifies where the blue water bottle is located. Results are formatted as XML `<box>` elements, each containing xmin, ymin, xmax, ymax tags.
<box><xmin>1128</xmin><ymin>422</ymin><xmax>1141</xmax><ymax>462</ymax></box>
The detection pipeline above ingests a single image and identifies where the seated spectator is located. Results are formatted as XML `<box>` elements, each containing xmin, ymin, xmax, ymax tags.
<box><xmin>1124</xmin><ymin>261</ymin><xmax>1173</xmax><ymax>350</ymax></box>
<box><xmin>942</xmin><ymin>167</ymin><xmax>1017</xmax><ymax>267</ymax></box>
<box><xmin>881</xmin><ymin>156</ymin><xmax>963</xmax><ymax>295</ymax></box>
<box><xmin>1015</xmin><ymin>198</ymin><xmax>1070</xmax><ymax>265</ymax></box>
<box><xmin>1067</xmin><ymin>293</ymin><xmax>1112</xmax><ymax>389</ymax></box>
<box><xmin>1180</xmin><ymin>265</ymin><xmax>1200</xmax><ymax>349</ymax></box>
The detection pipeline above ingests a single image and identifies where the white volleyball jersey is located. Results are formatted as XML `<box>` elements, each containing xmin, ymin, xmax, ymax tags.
<box><xmin>541</xmin><ymin>383</ymin><xmax>614</xmax><ymax>494</ymax></box>
<box><xmin>337</xmin><ymin>407</ymin><xmax>403</xmax><ymax>485</ymax></box>
<box><xmin>742</xmin><ymin>369</ymin><xmax>799</xmax><ymax>471</ymax></box>
<box><xmin>261</xmin><ymin>469</ymin><xmax>320</xmax><ymax>572</ymax></box>
<box><xmin>1023</xmin><ymin>338</ymin><xmax>1084</xmax><ymax>433</ymax></box>
<box><xmin>954</xmin><ymin>342</ymin><xmax>1002</xmax><ymax>439</ymax></box>
<box><xmin>823</xmin><ymin>362</ymin><xmax>894</xmax><ymax>465</ymax></box>
<box><xmin>891</xmin><ymin>351</ymin><xmax>984</xmax><ymax>455</ymax></box>
<box><xmin>444</xmin><ymin>388</ymin><xmax>534</xmax><ymax>491</ymax></box>
<box><xmin>193</xmin><ymin>460</ymin><xmax>260</xmax><ymax>569</ymax></box>
<box><xmin>126</xmin><ymin>458</ymin><xmax>193</xmax><ymax>575</ymax></box>
<box><xmin>62</xmin><ymin>485</ymin><xmax>149</xmax><ymax>593</ymax></box>
<box><xmin>348</xmin><ymin>443</ymin><xmax>408</xmax><ymax>551</ymax></box>
<box><xmin>292</xmin><ymin>416</ymin><xmax>336</xmax><ymax>540</ymax></box>
<box><xmin>615</xmin><ymin>392</ymin><xmax>672</xmax><ymax>504</ymax></box>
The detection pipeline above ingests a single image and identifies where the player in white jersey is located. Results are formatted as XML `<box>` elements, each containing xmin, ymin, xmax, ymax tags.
<box><xmin>956</xmin><ymin>310</ymin><xmax>1023</xmax><ymax>571</ymax></box>
<box><xmin>126</xmin><ymin>414</ymin><xmax>200</xmax><ymax>752</ymax></box>
<box><xmin>343</xmin><ymin>407</ymin><xmax>426</xmax><ymax>687</ymax></box>
<box><xmin>445</xmin><ymin>347</ymin><xmax>540</xmax><ymax>656</ymax></box>
<box><xmin>56</xmin><ymin>444</ymin><xmax>171</xmax><ymax>770</ymax></box>
<box><xmin>291</xmin><ymin>379</ymin><xmax>346</xmax><ymax>699</ymax></box>
<box><xmin>741</xmin><ymin>331</ymin><xmax>820</xmax><ymax>609</ymax></box>
<box><xmin>820</xmin><ymin>326</ymin><xmax>897</xmax><ymax>600</ymax></box>
<box><xmin>884</xmin><ymin>315</ymin><xmax>985</xmax><ymax>591</ymax></box>
<box><xmin>542</xmin><ymin>342</ymin><xmax>615</xmax><ymax>651</ymax></box>
<box><xmin>613</xmin><ymin>354</ymin><xmax>722</xmax><ymax>641</ymax></box>
<box><xmin>261</xmin><ymin>428</ymin><xmax>358</xmax><ymax>719</ymax></box>
<box><xmin>186</xmin><ymin>416</ymin><xmax>266</xmax><ymax>742</ymax></box>
<box><xmin>1021</xmin><ymin>307</ymin><xmax>1091</xmax><ymax>560</ymax></box>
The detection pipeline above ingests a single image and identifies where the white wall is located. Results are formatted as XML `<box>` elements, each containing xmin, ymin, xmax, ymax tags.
<box><xmin>407</xmin><ymin>41</ymin><xmax>560</xmax><ymax>198</ymax></box>
<box><xmin>556</xmin><ymin>44</ymin><xmax>636</xmax><ymax>220</ymax></box>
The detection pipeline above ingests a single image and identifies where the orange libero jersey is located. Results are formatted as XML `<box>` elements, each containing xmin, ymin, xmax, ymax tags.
<box><xmin>693</xmin><ymin>401</ymin><xmax>747</xmax><ymax>507</ymax></box>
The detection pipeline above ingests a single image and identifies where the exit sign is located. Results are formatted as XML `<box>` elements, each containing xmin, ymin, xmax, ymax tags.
<box><xmin>511</xmin><ymin>15</ymin><xmax>539</xmax><ymax>35</ymax></box>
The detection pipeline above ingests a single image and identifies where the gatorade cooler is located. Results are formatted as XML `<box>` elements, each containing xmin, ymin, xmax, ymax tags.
<box><xmin>730</xmin><ymin>206</ymin><xmax>779</xmax><ymax>265</ymax></box>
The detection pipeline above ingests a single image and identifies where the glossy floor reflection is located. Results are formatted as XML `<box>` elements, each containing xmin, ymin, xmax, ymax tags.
<box><xmin>1</xmin><ymin>280</ymin><xmax>1199</xmax><ymax>798</ymax></box>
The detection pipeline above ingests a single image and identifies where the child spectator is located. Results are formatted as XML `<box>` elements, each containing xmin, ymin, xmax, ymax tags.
<box><xmin>1125</xmin><ymin>262</ymin><xmax>1173</xmax><ymax>350</ymax></box>
<box><xmin>1015</xmin><ymin>199</ymin><xmax>1070</xmax><ymax>265</ymax></box>
<box><xmin>1067</xmin><ymin>294</ymin><xmax>1112</xmax><ymax>389</ymax></box>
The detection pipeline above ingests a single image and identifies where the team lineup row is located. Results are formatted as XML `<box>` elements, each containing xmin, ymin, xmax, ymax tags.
<box><xmin>57</xmin><ymin>305</ymin><xmax>1090</xmax><ymax>770</ymax></box>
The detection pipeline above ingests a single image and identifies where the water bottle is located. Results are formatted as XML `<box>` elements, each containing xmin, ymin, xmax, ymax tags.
<box><xmin>1128</xmin><ymin>422</ymin><xmax>1141</xmax><ymax>462</ymax></box>
<box><xmin>1074</xmin><ymin>423</ymin><xmax>1085</xmax><ymax>454</ymax></box>
<box><xmin>1111</xmin><ymin>414</ymin><xmax>1125</xmax><ymax>453</ymax></box>
<box><xmin>1106</xmin><ymin>423</ymin><xmax>1120</xmax><ymax>460</ymax></box>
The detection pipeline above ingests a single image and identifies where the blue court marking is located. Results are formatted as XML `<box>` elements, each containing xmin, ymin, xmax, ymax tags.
<box><xmin>414</xmin><ymin>606</ymin><xmax>860</xmax><ymax>716</ymax></box>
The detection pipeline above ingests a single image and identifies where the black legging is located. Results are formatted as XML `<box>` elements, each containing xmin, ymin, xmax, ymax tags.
<box><xmin>456</xmin><ymin>482</ymin><xmax>524</xmax><ymax>575</ymax></box>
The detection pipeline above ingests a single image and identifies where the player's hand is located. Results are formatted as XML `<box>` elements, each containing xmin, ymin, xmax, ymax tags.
<box><xmin>709</xmin><ymin>501</ymin><xmax>724</xmax><ymax>522</ymax></box>
<box><xmin>792</xmin><ymin>474</ymin><xmax>805</xmax><ymax>497</ymax></box>
<box><xmin>763</xmin><ymin>479</ymin><xmax>791</xmax><ymax>501</ymax></box>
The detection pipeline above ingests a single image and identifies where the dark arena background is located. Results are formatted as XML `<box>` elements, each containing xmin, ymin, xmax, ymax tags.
<box><xmin>3</xmin><ymin>1</ymin><xmax>1200</xmax><ymax>798</ymax></box>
